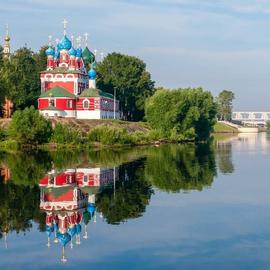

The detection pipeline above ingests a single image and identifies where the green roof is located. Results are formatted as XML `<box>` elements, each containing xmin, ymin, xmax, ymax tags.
<box><xmin>79</xmin><ymin>88</ymin><xmax>114</xmax><ymax>99</ymax></box>
<box><xmin>40</xmin><ymin>87</ymin><xmax>76</xmax><ymax>98</ymax></box>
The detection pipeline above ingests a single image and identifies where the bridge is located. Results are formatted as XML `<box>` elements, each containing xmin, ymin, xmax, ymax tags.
<box><xmin>232</xmin><ymin>112</ymin><xmax>270</xmax><ymax>126</ymax></box>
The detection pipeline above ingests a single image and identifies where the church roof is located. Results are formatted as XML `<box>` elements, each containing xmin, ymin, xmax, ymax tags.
<box><xmin>79</xmin><ymin>88</ymin><xmax>114</xmax><ymax>99</ymax></box>
<box><xmin>40</xmin><ymin>87</ymin><xmax>75</xmax><ymax>98</ymax></box>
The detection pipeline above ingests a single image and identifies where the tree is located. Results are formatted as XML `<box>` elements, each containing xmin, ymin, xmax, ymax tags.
<box><xmin>216</xmin><ymin>90</ymin><xmax>235</xmax><ymax>121</ymax></box>
<box><xmin>96</xmin><ymin>53</ymin><xmax>155</xmax><ymax>121</ymax></box>
<box><xmin>33</xmin><ymin>45</ymin><xmax>48</xmax><ymax>74</ymax></box>
<box><xmin>0</xmin><ymin>46</ymin><xmax>8</xmax><ymax>110</ymax></box>
<box><xmin>145</xmin><ymin>88</ymin><xmax>217</xmax><ymax>141</ymax></box>
<box><xmin>6</xmin><ymin>47</ymin><xmax>40</xmax><ymax>110</ymax></box>
<box><xmin>8</xmin><ymin>106</ymin><xmax>52</xmax><ymax>145</ymax></box>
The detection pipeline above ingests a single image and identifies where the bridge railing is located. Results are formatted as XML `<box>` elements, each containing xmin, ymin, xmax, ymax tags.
<box><xmin>232</xmin><ymin>112</ymin><xmax>270</xmax><ymax>122</ymax></box>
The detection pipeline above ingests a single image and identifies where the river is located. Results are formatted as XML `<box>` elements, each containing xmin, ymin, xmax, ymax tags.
<box><xmin>0</xmin><ymin>132</ymin><xmax>270</xmax><ymax>270</ymax></box>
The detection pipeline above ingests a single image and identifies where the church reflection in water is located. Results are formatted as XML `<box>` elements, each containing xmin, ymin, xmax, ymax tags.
<box><xmin>39</xmin><ymin>166</ymin><xmax>119</xmax><ymax>262</ymax></box>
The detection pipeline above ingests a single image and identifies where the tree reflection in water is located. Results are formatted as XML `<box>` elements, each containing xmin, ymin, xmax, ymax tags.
<box><xmin>145</xmin><ymin>144</ymin><xmax>217</xmax><ymax>192</ymax></box>
<box><xmin>0</xmin><ymin>141</ymin><xmax>234</xmax><ymax>261</ymax></box>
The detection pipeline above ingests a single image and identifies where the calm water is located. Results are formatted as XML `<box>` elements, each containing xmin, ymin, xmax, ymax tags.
<box><xmin>1</xmin><ymin>133</ymin><xmax>270</xmax><ymax>270</ymax></box>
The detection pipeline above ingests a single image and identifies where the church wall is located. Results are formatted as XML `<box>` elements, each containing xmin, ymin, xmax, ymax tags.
<box><xmin>38</xmin><ymin>98</ymin><xmax>49</xmax><ymax>109</ymax></box>
<box><xmin>40</xmin><ymin>110</ymin><xmax>66</xmax><ymax>118</ymax></box>
<box><xmin>76</xmin><ymin>97</ymin><xmax>96</xmax><ymax>110</ymax></box>
<box><xmin>38</xmin><ymin>98</ymin><xmax>76</xmax><ymax>110</ymax></box>
<box><xmin>76</xmin><ymin>110</ymin><xmax>101</xmax><ymax>119</ymax></box>
<box><xmin>56</xmin><ymin>98</ymin><xmax>76</xmax><ymax>110</ymax></box>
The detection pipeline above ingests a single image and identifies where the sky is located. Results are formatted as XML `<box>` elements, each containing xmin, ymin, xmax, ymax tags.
<box><xmin>1</xmin><ymin>0</ymin><xmax>270</xmax><ymax>110</ymax></box>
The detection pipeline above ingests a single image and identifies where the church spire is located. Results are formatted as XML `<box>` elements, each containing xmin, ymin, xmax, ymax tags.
<box><xmin>3</xmin><ymin>24</ymin><xmax>11</xmax><ymax>59</ymax></box>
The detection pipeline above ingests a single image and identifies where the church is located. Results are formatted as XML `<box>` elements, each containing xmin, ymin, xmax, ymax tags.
<box><xmin>38</xmin><ymin>21</ymin><xmax>120</xmax><ymax>120</ymax></box>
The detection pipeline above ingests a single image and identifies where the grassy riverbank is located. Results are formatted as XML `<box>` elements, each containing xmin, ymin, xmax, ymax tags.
<box><xmin>213</xmin><ymin>122</ymin><xmax>238</xmax><ymax>134</ymax></box>
<box><xmin>0</xmin><ymin>119</ymin><xmax>239</xmax><ymax>152</ymax></box>
<box><xmin>0</xmin><ymin>114</ymin><xmax>236</xmax><ymax>152</ymax></box>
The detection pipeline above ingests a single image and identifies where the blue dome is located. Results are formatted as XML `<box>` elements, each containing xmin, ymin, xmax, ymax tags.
<box><xmin>76</xmin><ymin>224</ymin><xmax>82</xmax><ymax>234</ymax></box>
<box><xmin>57</xmin><ymin>232</ymin><xmax>71</xmax><ymax>247</ymax></box>
<box><xmin>45</xmin><ymin>46</ymin><xmax>54</xmax><ymax>56</ymax></box>
<box><xmin>87</xmin><ymin>203</ymin><xmax>96</xmax><ymax>216</ymax></box>
<box><xmin>69</xmin><ymin>47</ymin><xmax>76</xmax><ymax>57</ymax></box>
<box><xmin>67</xmin><ymin>226</ymin><xmax>77</xmax><ymax>238</ymax></box>
<box><xmin>46</xmin><ymin>225</ymin><xmax>54</xmax><ymax>237</ymax></box>
<box><xmin>76</xmin><ymin>48</ymin><xmax>82</xmax><ymax>58</ymax></box>
<box><xmin>58</xmin><ymin>35</ymin><xmax>72</xmax><ymax>50</ymax></box>
<box><xmin>56</xmin><ymin>42</ymin><xmax>61</xmax><ymax>50</ymax></box>
<box><xmin>88</xmin><ymin>68</ymin><xmax>97</xmax><ymax>79</ymax></box>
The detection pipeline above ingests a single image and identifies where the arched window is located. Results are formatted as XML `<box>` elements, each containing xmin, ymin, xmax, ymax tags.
<box><xmin>83</xmin><ymin>99</ymin><xmax>89</xmax><ymax>110</ymax></box>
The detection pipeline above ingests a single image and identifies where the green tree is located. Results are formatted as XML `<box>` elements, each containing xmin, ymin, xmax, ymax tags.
<box><xmin>6</xmin><ymin>47</ymin><xmax>40</xmax><ymax>109</ymax></box>
<box><xmin>216</xmin><ymin>90</ymin><xmax>235</xmax><ymax>121</ymax></box>
<box><xmin>96</xmin><ymin>53</ymin><xmax>155</xmax><ymax>121</ymax></box>
<box><xmin>33</xmin><ymin>45</ymin><xmax>48</xmax><ymax>74</ymax></box>
<box><xmin>8</xmin><ymin>106</ymin><xmax>52</xmax><ymax>145</ymax></box>
<box><xmin>0</xmin><ymin>46</ymin><xmax>8</xmax><ymax>110</ymax></box>
<box><xmin>145</xmin><ymin>88</ymin><xmax>217</xmax><ymax>141</ymax></box>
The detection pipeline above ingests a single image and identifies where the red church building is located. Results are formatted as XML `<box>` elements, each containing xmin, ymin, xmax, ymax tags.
<box><xmin>38</xmin><ymin>22</ymin><xmax>120</xmax><ymax>119</ymax></box>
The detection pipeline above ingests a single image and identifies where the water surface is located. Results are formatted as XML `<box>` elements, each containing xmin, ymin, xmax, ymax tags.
<box><xmin>0</xmin><ymin>133</ymin><xmax>270</xmax><ymax>270</ymax></box>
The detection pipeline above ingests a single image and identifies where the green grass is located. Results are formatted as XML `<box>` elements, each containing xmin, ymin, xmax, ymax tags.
<box><xmin>213</xmin><ymin>122</ymin><xmax>238</xmax><ymax>133</ymax></box>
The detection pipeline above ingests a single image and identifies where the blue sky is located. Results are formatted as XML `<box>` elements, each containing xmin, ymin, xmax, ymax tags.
<box><xmin>1</xmin><ymin>0</ymin><xmax>270</xmax><ymax>110</ymax></box>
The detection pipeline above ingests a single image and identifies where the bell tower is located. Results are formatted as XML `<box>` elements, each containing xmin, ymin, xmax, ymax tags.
<box><xmin>3</xmin><ymin>24</ymin><xmax>10</xmax><ymax>59</ymax></box>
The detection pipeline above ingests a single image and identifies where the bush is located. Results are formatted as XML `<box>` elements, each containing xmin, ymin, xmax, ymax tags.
<box><xmin>8</xmin><ymin>106</ymin><xmax>52</xmax><ymax>145</ymax></box>
<box><xmin>88</xmin><ymin>125</ymin><xmax>132</xmax><ymax>145</ymax></box>
<box><xmin>51</xmin><ymin>123</ymin><xmax>82</xmax><ymax>145</ymax></box>
<box><xmin>0</xmin><ymin>128</ymin><xmax>7</xmax><ymax>141</ymax></box>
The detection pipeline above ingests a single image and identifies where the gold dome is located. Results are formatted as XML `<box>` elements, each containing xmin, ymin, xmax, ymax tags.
<box><xmin>4</xmin><ymin>35</ymin><xmax>10</xmax><ymax>42</ymax></box>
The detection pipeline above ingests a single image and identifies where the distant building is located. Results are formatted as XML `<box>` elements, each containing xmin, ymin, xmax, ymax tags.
<box><xmin>38</xmin><ymin>21</ymin><xmax>120</xmax><ymax>119</ymax></box>
<box><xmin>3</xmin><ymin>24</ymin><xmax>10</xmax><ymax>59</ymax></box>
